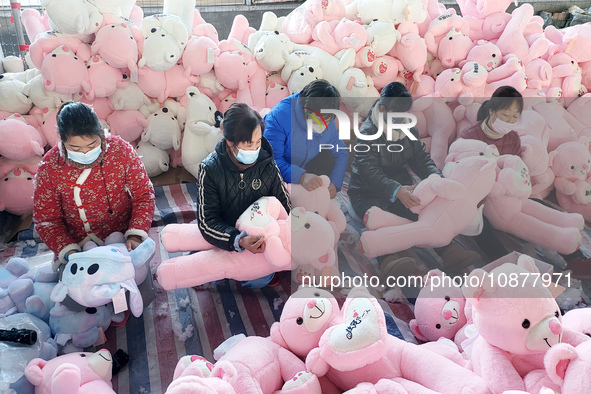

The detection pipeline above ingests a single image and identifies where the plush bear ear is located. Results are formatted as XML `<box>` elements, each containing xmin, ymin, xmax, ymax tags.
<box><xmin>24</xmin><ymin>358</ymin><xmax>47</xmax><ymax>386</ymax></box>
<box><xmin>269</xmin><ymin>322</ymin><xmax>289</xmax><ymax>349</ymax></box>
<box><xmin>545</xmin><ymin>343</ymin><xmax>578</xmax><ymax>386</ymax></box>
<box><xmin>517</xmin><ymin>254</ymin><xmax>539</xmax><ymax>274</ymax></box>
<box><xmin>211</xmin><ymin>360</ymin><xmax>238</xmax><ymax>386</ymax></box>
<box><xmin>579</xmin><ymin>136</ymin><xmax>590</xmax><ymax>149</ymax></box>
<box><xmin>461</xmin><ymin>268</ymin><xmax>489</xmax><ymax>306</ymax></box>
<box><xmin>548</xmin><ymin>150</ymin><xmax>558</xmax><ymax>168</ymax></box>
<box><xmin>409</xmin><ymin>319</ymin><xmax>428</xmax><ymax>341</ymax></box>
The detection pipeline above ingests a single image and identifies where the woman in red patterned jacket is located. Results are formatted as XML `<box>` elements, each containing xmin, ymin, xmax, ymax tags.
<box><xmin>33</xmin><ymin>101</ymin><xmax>155</xmax><ymax>271</ymax></box>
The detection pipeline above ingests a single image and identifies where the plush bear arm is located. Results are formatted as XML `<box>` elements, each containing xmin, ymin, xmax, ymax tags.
<box><xmin>305</xmin><ymin>348</ymin><xmax>330</xmax><ymax>377</ymax></box>
<box><xmin>51</xmin><ymin>363</ymin><xmax>82</xmax><ymax>394</ymax></box>
<box><xmin>479</xmin><ymin>345</ymin><xmax>526</xmax><ymax>392</ymax></box>
<box><xmin>429</xmin><ymin>178</ymin><xmax>469</xmax><ymax>200</ymax></box>
<box><xmin>554</xmin><ymin>177</ymin><xmax>577</xmax><ymax>195</ymax></box>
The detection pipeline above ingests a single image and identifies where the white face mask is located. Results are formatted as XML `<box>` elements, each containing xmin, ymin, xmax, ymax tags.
<box><xmin>491</xmin><ymin>117</ymin><xmax>516</xmax><ymax>135</ymax></box>
<box><xmin>312</xmin><ymin>123</ymin><xmax>326</xmax><ymax>134</ymax></box>
<box><xmin>66</xmin><ymin>143</ymin><xmax>102</xmax><ymax>165</ymax></box>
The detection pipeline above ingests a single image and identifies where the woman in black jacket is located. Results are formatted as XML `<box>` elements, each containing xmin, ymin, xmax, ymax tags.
<box><xmin>349</xmin><ymin>82</ymin><xmax>481</xmax><ymax>274</ymax></box>
<box><xmin>196</xmin><ymin>103</ymin><xmax>291</xmax><ymax>287</ymax></box>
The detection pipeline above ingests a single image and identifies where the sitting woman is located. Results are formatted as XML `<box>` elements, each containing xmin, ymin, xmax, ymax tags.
<box><xmin>33</xmin><ymin>101</ymin><xmax>156</xmax><ymax>311</ymax></box>
<box><xmin>459</xmin><ymin>86</ymin><xmax>523</xmax><ymax>156</ymax></box>
<box><xmin>196</xmin><ymin>103</ymin><xmax>292</xmax><ymax>288</ymax></box>
<box><xmin>264</xmin><ymin>79</ymin><xmax>348</xmax><ymax>199</ymax></box>
<box><xmin>349</xmin><ymin>82</ymin><xmax>482</xmax><ymax>273</ymax></box>
<box><xmin>33</xmin><ymin>101</ymin><xmax>155</xmax><ymax>268</ymax></box>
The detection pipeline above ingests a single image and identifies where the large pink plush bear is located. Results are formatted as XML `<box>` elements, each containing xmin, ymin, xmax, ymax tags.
<box><xmin>482</xmin><ymin>155</ymin><xmax>583</xmax><ymax>254</ymax></box>
<box><xmin>287</xmin><ymin>175</ymin><xmax>346</xmax><ymax>280</ymax></box>
<box><xmin>409</xmin><ymin>269</ymin><xmax>468</xmax><ymax>343</ymax></box>
<box><xmin>461</xmin><ymin>255</ymin><xmax>582</xmax><ymax>393</ymax></box>
<box><xmin>24</xmin><ymin>349</ymin><xmax>115</xmax><ymax>394</ymax></box>
<box><xmin>166</xmin><ymin>336</ymin><xmax>322</xmax><ymax>394</ymax></box>
<box><xmin>519</xmin><ymin>134</ymin><xmax>555</xmax><ymax>199</ymax></box>
<box><xmin>157</xmin><ymin>198</ymin><xmax>336</xmax><ymax>289</ymax></box>
<box><xmin>539</xmin><ymin>341</ymin><xmax>591</xmax><ymax>394</ymax></box>
<box><xmin>41</xmin><ymin>45</ymin><xmax>90</xmax><ymax>95</ymax></box>
<box><xmin>388</xmin><ymin>22</ymin><xmax>427</xmax><ymax>83</ymax></box>
<box><xmin>305</xmin><ymin>287</ymin><xmax>490</xmax><ymax>393</ymax></box>
<box><xmin>0</xmin><ymin>114</ymin><xmax>45</xmax><ymax>161</ymax></box>
<box><xmin>360</xmin><ymin>156</ymin><xmax>497</xmax><ymax>258</ymax></box>
<box><xmin>0</xmin><ymin>158</ymin><xmax>39</xmax><ymax>215</ymax></box>
<box><xmin>549</xmin><ymin>138</ymin><xmax>591</xmax><ymax>221</ymax></box>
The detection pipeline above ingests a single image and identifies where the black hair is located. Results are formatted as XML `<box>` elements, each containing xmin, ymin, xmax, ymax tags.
<box><xmin>222</xmin><ymin>103</ymin><xmax>265</xmax><ymax>144</ymax></box>
<box><xmin>57</xmin><ymin>101</ymin><xmax>103</xmax><ymax>142</ymax></box>
<box><xmin>376</xmin><ymin>82</ymin><xmax>413</xmax><ymax>113</ymax></box>
<box><xmin>299</xmin><ymin>79</ymin><xmax>340</xmax><ymax>115</ymax></box>
<box><xmin>477</xmin><ymin>86</ymin><xmax>524</xmax><ymax>122</ymax></box>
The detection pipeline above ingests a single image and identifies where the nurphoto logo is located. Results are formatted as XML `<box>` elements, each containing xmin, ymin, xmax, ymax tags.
<box><xmin>304</xmin><ymin>107</ymin><xmax>418</xmax><ymax>153</ymax></box>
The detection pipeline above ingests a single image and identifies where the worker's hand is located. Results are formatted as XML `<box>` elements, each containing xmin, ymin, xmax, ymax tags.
<box><xmin>126</xmin><ymin>235</ymin><xmax>143</xmax><ymax>251</ymax></box>
<box><xmin>239</xmin><ymin>235</ymin><xmax>266</xmax><ymax>254</ymax></box>
<box><xmin>300</xmin><ymin>173</ymin><xmax>323</xmax><ymax>191</ymax></box>
<box><xmin>396</xmin><ymin>185</ymin><xmax>421</xmax><ymax>209</ymax></box>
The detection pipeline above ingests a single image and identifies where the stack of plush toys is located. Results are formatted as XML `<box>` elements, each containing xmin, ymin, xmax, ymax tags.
<box><xmin>1</xmin><ymin>0</ymin><xmax>591</xmax><ymax>257</ymax></box>
<box><xmin>0</xmin><ymin>233</ymin><xmax>155</xmax><ymax>392</ymax></box>
<box><xmin>159</xmin><ymin>254</ymin><xmax>591</xmax><ymax>394</ymax></box>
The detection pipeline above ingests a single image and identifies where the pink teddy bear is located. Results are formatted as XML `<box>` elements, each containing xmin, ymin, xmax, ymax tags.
<box><xmin>84</xmin><ymin>55</ymin><xmax>129</xmax><ymax>100</ymax></box>
<box><xmin>106</xmin><ymin>110</ymin><xmax>149</xmax><ymax>142</ymax></box>
<box><xmin>435</xmin><ymin>27</ymin><xmax>474</xmax><ymax>69</ymax></box>
<box><xmin>310</xmin><ymin>19</ymin><xmax>368</xmax><ymax>56</ymax></box>
<box><xmin>360</xmin><ymin>156</ymin><xmax>497</xmax><ymax>258</ymax></box>
<box><xmin>424</xmin><ymin>14</ymin><xmax>469</xmax><ymax>56</ymax></box>
<box><xmin>549</xmin><ymin>137</ymin><xmax>591</xmax><ymax>221</ymax></box>
<box><xmin>562</xmin><ymin>307</ymin><xmax>591</xmax><ymax>337</ymax></box>
<box><xmin>24</xmin><ymin>349</ymin><xmax>115</xmax><ymax>394</ymax></box>
<box><xmin>166</xmin><ymin>336</ymin><xmax>322</xmax><ymax>394</ymax></box>
<box><xmin>409</xmin><ymin>269</ymin><xmax>468</xmax><ymax>343</ymax></box>
<box><xmin>0</xmin><ymin>114</ymin><xmax>45</xmax><ymax>161</ymax></box>
<box><xmin>388</xmin><ymin>22</ymin><xmax>427</xmax><ymax>82</ymax></box>
<box><xmin>483</xmin><ymin>154</ymin><xmax>583</xmax><ymax>254</ymax></box>
<box><xmin>157</xmin><ymin>198</ymin><xmax>336</xmax><ymax>290</ymax></box>
<box><xmin>458</xmin><ymin>40</ymin><xmax>502</xmax><ymax>71</ymax></box>
<box><xmin>0</xmin><ymin>158</ymin><xmax>40</xmax><ymax>215</ymax></box>
<box><xmin>305</xmin><ymin>287</ymin><xmax>490</xmax><ymax>393</ymax></box>
<box><xmin>547</xmin><ymin>52</ymin><xmax>584</xmax><ymax>99</ymax></box>
<box><xmin>29</xmin><ymin>31</ymin><xmax>92</xmax><ymax>70</ymax></box>
<box><xmin>41</xmin><ymin>45</ymin><xmax>90</xmax><ymax>95</ymax></box>
<box><xmin>182</xmin><ymin>34</ymin><xmax>220</xmax><ymax>77</ymax></box>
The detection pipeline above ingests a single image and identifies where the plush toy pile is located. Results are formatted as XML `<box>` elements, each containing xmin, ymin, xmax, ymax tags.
<box><xmin>1</xmin><ymin>0</ymin><xmax>590</xmax><ymax>260</ymax></box>
<box><xmin>164</xmin><ymin>257</ymin><xmax>591</xmax><ymax>394</ymax></box>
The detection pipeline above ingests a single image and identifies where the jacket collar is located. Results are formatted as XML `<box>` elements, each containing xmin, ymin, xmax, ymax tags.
<box><xmin>216</xmin><ymin>136</ymin><xmax>274</xmax><ymax>171</ymax></box>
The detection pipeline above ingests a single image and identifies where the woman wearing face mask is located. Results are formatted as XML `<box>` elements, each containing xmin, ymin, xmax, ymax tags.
<box><xmin>263</xmin><ymin>79</ymin><xmax>348</xmax><ymax>199</ymax></box>
<box><xmin>33</xmin><ymin>101</ymin><xmax>155</xmax><ymax>272</ymax></box>
<box><xmin>195</xmin><ymin>103</ymin><xmax>291</xmax><ymax>288</ymax></box>
<box><xmin>459</xmin><ymin>86</ymin><xmax>523</xmax><ymax>156</ymax></box>
<box><xmin>349</xmin><ymin>82</ymin><xmax>483</xmax><ymax>275</ymax></box>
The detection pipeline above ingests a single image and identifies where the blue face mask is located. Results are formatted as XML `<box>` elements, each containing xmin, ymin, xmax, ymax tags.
<box><xmin>66</xmin><ymin>143</ymin><xmax>102</xmax><ymax>165</ymax></box>
<box><xmin>234</xmin><ymin>147</ymin><xmax>260</xmax><ymax>165</ymax></box>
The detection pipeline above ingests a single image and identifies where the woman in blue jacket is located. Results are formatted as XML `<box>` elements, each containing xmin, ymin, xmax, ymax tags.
<box><xmin>263</xmin><ymin>80</ymin><xmax>348</xmax><ymax>199</ymax></box>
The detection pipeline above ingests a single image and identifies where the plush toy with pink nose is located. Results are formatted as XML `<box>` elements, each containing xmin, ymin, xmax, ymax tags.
<box><xmin>549</xmin><ymin>137</ymin><xmax>591</xmax><ymax>221</ymax></box>
<box><xmin>409</xmin><ymin>269</ymin><xmax>468</xmax><ymax>343</ymax></box>
<box><xmin>41</xmin><ymin>45</ymin><xmax>90</xmax><ymax>95</ymax></box>
<box><xmin>157</xmin><ymin>198</ymin><xmax>336</xmax><ymax>290</ymax></box>
<box><xmin>462</xmin><ymin>254</ymin><xmax>584</xmax><ymax>393</ymax></box>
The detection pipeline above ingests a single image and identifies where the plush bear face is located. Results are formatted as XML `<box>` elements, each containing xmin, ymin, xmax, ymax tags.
<box><xmin>410</xmin><ymin>270</ymin><xmax>468</xmax><ymax>342</ymax></box>
<box><xmin>270</xmin><ymin>287</ymin><xmax>339</xmax><ymax>357</ymax></box>
<box><xmin>141</xmin><ymin>29</ymin><xmax>183</xmax><ymax>71</ymax></box>
<box><xmin>185</xmin><ymin>87</ymin><xmax>217</xmax><ymax>125</ymax></box>
<box><xmin>291</xmin><ymin>208</ymin><xmax>336</xmax><ymax>270</ymax></box>
<box><xmin>85</xmin><ymin>55</ymin><xmax>128</xmax><ymax>99</ymax></box>
<box><xmin>445</xmin><ymin>138</ymin><xmax>499</xmax><ymax>163</ymax></box>
<box><xmin>441</xmin><ymin>155</ymin><xmax>497</xmax><ymax>191</ymax></box>
<box><xmin>464</xmin><ymin>257</ymin><xmax>563</xmax><ymax>356</ymax></box>
<box><xmin>438</xmin><ymin>28</ymin><xmax>474</xmax><ymax>68</ymax></box>
<box><xmin>142</xmin><ymin>106</ymin><xmax>182</xmax><ymax>150</ymax></box>
<box><xmin>93</xmin><ymin>22</ymin><xmax>141</xmax><ymax>67</ymax></box>
<box><xmin>253</xmin><ymin>32</ymin><xmax>292</xmax><ymax>72</ymax></box>
<box><xmin>0</xmin><ymin>115</ymin><xmax>44</xmax><ymax>161</ymax></box>
<box><xmin>0</xmin><ymin>77</ymin><xmax>32</xmax><ymax>114</ymax></box>
<box><xmin>549</xmin><ymin>139</ymin><xmax>591</xmax><ymax>181</ymax></box>
<box><xmin>466</xmin><ymin>41</ymin><xmax>501</xmax><ymax>71</ymax></box>
<box><xmin>287</xmin><ymin>65</ymin><xmax>322</xmax><ymax>94</ymax></box>
<box><xmin>561</xmin><ymin>308</ymin><xmax>591</xmax><ymax>337</ymax></box>
<box><xmin>135</xmin><ymin>140</ymin><xmax>169</xmax><ymax>177</ymax></box>
<box><xmin>366</xmin><ymin>21</ymin><xmax>398</xmax><ymax>57</ymax></box>
<box><xmin>435</xmin><ymin>67</ymin><xmax>463</xmax><ymax>98</ymax></box>
<box><xmin>25</xmin><ymin>349</ymin><xmax>113</xmax><ymax>389</ymax></box>
<box><xmin>41</xmin><ymin>45</ymin><xmax>89</xmax><ymax>95</ymax></box>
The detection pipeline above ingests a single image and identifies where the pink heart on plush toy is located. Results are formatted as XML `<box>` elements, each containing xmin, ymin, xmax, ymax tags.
<box><xmin>367</xmin><ymin>51</ymin><xmax>375</xmax><ymax>63</ymax></box>
<box><xmin>329</xmin><ymin>297</ymin><xmax>381</xmax><ymax>353</ymax></box>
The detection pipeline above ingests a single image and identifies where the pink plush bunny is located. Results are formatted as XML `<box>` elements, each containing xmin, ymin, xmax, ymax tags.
<box><xmin>549</xmin><ymin>138</ymin><xmax>591</xmax><ymax>221</ymax></box>
<box><xmin>157</xmin><ymin>199</ymin><xmax>336</xmax><ymax>290</ymax></box>
<box><xmin>305</xmin><ymin>287</ymin><xmax>490</xmax><ymax>393</ymax></box>
<box><xmin>360</xmin><ymin>156</ymin><xmax>497</xmax><ymax>258</ymax></box>
<box><xmin>483</xmin><ymin>154</ymin><xmax>583</xmax><ymax>254</ymax></box>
